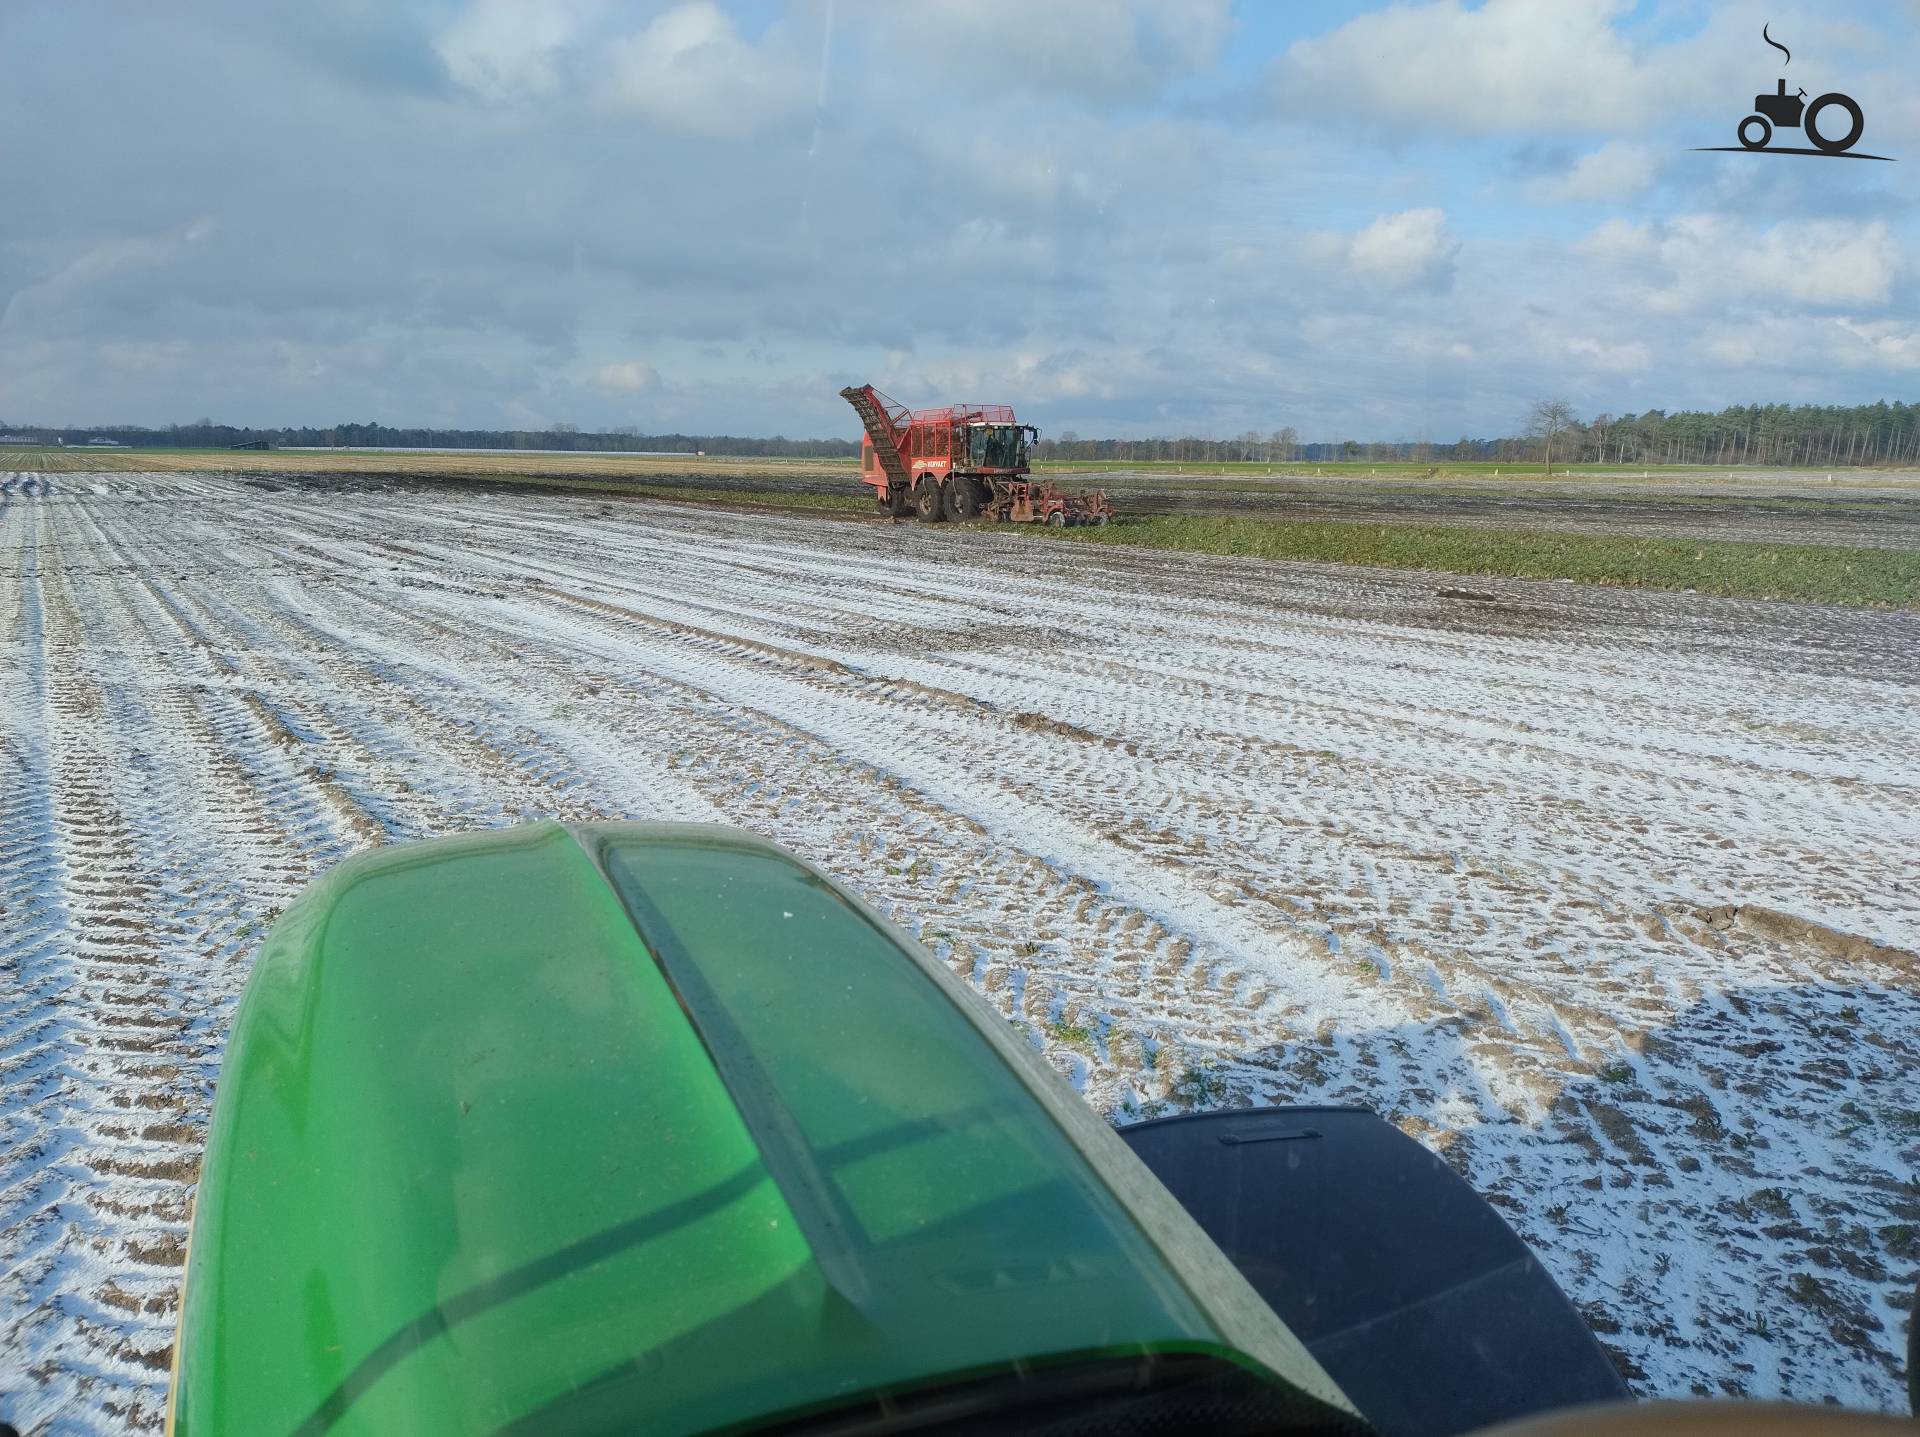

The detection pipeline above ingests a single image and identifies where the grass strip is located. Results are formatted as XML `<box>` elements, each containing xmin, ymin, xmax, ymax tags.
<box><xmin>1023</xmin><ymin>513</ymin><xmax>1920</xmax><ymax>609</ymax></box>
<box><xmin>1033</xmin><ymin>459</ymin><xmax>1743</xmax><ymax>479</ymax></box>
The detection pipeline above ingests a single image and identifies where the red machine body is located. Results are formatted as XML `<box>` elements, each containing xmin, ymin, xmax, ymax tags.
<box><xmin>839</xmin><ymin>384</ymin><xmax>1112</xmax><ymax>526</ymax></box>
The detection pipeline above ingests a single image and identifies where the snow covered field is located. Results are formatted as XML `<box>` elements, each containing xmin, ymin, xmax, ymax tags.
<box><xmin>2</xmin><ymin>470</ymin><xmax>1917</xmax><ymax>1430</ymax></box>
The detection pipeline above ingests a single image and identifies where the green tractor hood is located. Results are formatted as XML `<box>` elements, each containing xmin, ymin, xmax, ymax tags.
<box><xmin>170</xmin><ymin>822</ymin><xmax>1360</xmax><ymax>1436</ymax></box>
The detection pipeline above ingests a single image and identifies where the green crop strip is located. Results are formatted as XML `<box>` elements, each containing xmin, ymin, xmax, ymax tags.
<box><xmin>1022</xmin><ymin>514</ymin><xmax>1920</xmax><ymax>609</ymax></box>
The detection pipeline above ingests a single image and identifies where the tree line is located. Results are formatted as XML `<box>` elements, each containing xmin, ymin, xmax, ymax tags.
<box><xmin>10</xmin><ymin>397</ymin><xmax>1920</xmax><ymax>467</ymax></box>
<box><xmin>0</xmin><ymin>419</ymin><xmax>858</xmax><ymax>458</ymax></box>
<box><xmin>1519</xmin><ymin>400</ymin><xmax>1920</xmax><ymax>468</ymax></box>
<box><xmin>1038</xmin><ymin>400</ymin><xmax>1920</xmax><ymax>467</ymax></box>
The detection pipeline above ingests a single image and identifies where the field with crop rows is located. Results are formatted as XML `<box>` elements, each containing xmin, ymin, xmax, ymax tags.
<box><xmin>2</xmin><ymin>468</ymin><xmax>1917</xmax><ymax>1431</ymax></box>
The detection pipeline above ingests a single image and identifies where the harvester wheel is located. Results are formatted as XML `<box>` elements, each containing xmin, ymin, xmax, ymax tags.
<box><xmin>945</xmin><ymin>478</ymin><xmax>981</xmax><ymax>521</ymax></box>
<box><xmin>914</xmin><ymin>477</ymin><xmax>945</xmax><ymax>522</ymax></box>
<box><xmin>885</xmin><ymin>482</ymin><xmax>912</xmax><ymax>518</ymax></box>
<box><xmin>1094</xmin><ymin>512</ymin><xmax>1110</xmax><ymax>526</ymax></box>
<box><xmin>1047</xmin><ymin>510</ymin><xmax>1067</xmax><ymax>528</ymax></box>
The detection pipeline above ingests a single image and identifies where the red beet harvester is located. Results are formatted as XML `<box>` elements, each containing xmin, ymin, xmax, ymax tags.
<box><xmin>841</xmin><ymin>383</ymin><xmax>1113</xmax><ymax>526</ymax></box>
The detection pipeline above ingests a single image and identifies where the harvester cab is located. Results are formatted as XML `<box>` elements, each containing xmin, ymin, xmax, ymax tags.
<box><xmin>965</xmin><ymin>420</ymin><xmax>1037</xmax><ymax>471</ymax></box>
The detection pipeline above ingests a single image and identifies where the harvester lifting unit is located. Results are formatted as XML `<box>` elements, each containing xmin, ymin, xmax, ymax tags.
<box><xmin>840</xmin><ymin>383</ymin><xmax>1113</xmax><ymax>527</ymax></box>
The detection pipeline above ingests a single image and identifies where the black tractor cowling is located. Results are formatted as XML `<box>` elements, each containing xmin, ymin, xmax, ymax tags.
<box><xmin>1118</xmin><ymin>1106</ymin><xmax>1631</xmax><ymax>1437</ymax></box>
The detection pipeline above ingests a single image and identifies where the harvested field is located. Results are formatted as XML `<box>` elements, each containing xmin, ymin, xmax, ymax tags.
<box><xmin>2</xmin><ymin>470</ymin><xmax>1918</xmax><ymax>1430</ymax></box>
<box><xmin>11</xmin><ymin>446</ymin><xmax>1920</xmax><ymax>550</ymax></box>
<box><xmin>0</xmin><ymin>444</ymin><xmax>853</xmax><ymax>481</ymax></box>
<box><xmin>552</xmin><ymin>467</ymin><xmax>1920</xmax><ymax>551</ymax></box>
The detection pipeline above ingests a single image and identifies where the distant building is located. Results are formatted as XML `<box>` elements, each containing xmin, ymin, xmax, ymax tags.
<box><xmin>0</xmin><ymin>434</ymin><xmax>32</xmax><ymax>443</ymax></box>
<box><xmin>86</xmin><ymin>437</ymin><xmax>124</xmax><ymax>447</ymax></box>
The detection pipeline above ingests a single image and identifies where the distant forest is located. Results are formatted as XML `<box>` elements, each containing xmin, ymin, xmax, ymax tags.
<box><xmin>0</xmin><ymin>420</ymin><xmax>858</xmax><ymax>459</ymax></box>
<box><xmin>9</xmin><ymin>399</ymin><xmax>1920</xmax><ymax>467</ymax></box>
<box><xmin>1039</xmin><ymin>400</ymin><xmax>1920</xmax><ymax>467</ymax></box>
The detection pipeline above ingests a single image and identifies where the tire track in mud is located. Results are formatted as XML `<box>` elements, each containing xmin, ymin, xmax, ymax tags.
<box><xmin>259</xmin><ymin>495</ymin><xmax>1920</xmax><ymax>1091</ymax></box>
<box><xmin>3</xmin><ymin>489</ymin><xmax>414</xmax><ymax>1430</ymax></box>
<box><xmin>300</xmin><ymin>524</ymin><xmax>1360</xmax><ymax>972</ymax></box>
<box><xmin>282</xmin><ymin>538</ymin><xmax>1316</xmax><ymax>1063</ymax></box>
<box><xmin>302</xmin><ymin>496</ymin><xmax>1912</xmax><ymax>1061</ymax></box>
<box><xmin>0</xmin><ymin>507</ymin><xmax>84</xmax><ymax>1423</ymax></box>
<box><xmin>1</xmin><ymin>510</ymin><xmax>197</xmax><ymax>1430</ymax></box>
<box><xmin>379</xmin><ymin>498</ymin><xmax>1919</xmax><ymax>870</ymax></box>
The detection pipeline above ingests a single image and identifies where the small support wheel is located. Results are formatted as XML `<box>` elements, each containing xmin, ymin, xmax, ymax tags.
<box><xmin>1047</xmin><ymin>510</ymin><xmax>1067</xmax><ymax>528</ymax></box>
<box><xmin>915</xmin><ymin>477</ymin><xmax>945</xmax><ymax>522</ymax></box>
<box><xmin>886</xmin><ymin>482</ymin><xmax>912</xmax><ymax>518</ymax></box>
<box><xmin>1093</xmin><ymin>512</ymin><xmax>1110</xmax><ymax>526</ymax></box>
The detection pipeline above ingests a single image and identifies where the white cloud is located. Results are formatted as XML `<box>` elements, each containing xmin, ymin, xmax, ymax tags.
<box><xmin>865</xmin><ymin>0</ymin><xmax>1229</xmax><ymax>103</ymax></box>
<box><xmin>596</xmin><ymin>360</ymin><xmax>661</xmax><ymax>392</ymax></box>
<box><xmin>0</xmin><ymin>218</ymin><xmax>216</xmax><ymax>331</ymax></box>
<box><xmin>1580</xmin><ymin>216</ymin><xmax>1655</xmax><ymax>263</ymax></box>
<box><xmin>1268</xmin><ymin>0</ymin><xmax>1784</xmax><ymax>138</ymax></box>
<box><xmin>436</xmin><ymin>0</ymin><xmax>602</xmax><ymax>102</ymax></box>
<box><xmin>1834</xmin><ymin>318</ymin><xmax>1920</xmax><ymax>368</ymax></box>
<box><xmin>1583</xmin><ymin>215</ymin><xmax>1900</xmax><ymax>311</ymax></box>
<box><xmin>1690</xmin><ymin>313</ymin><xmax>1920</xmax><ymax>374</ymax></box>
<box><xmin>1567</xmin><ymin>336</ymin><xmax>1652</xmax><ymax>372</ymax></box>
<box><xmin>1346</xmin><ymin>209</ymin><xmax>1460</xmax><ymax>291</ymax></box>
<box><xmin>1534</xmin><ymin>142</ymin><xmax>1659</xmax><ymax>202</ymax></box>
<box><xmin>98</xmin><ymin>339</ymin><xmax>195</xmax><ymax>375</ymax></box>
<box><xmin>1275</xmin><ymin>0</ymin><xmax>1639</xmax><ymax>133</ymax></box>
<box><xmin>600</xmin><ymin>3</ymin><xmax>809</xmax><ymax>138</ymax></box>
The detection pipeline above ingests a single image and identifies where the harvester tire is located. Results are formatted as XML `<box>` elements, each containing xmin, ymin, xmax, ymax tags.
<box><xmin>1094</xmin><ymin>513</ymin><xmax>1110</xmax><ymax>526</ymax></box>
<box><xmin>945</xmin><ymin>478</ymin><xmax>981</xmax><ymax>521</ymax></box>
<box><xmin>1047</xmin><ymin>510</ymin><xmax>1067</xmax><ymax>528</ymax></box>
<box><xmin>915</xmin><ymin>478</ymin><xmax>945</xmax><ymax>522</ymax></box>
<box><xmin>885</xmin><ymin>482</ymin><xmax>912</xmax><ymax>518</ymax></box>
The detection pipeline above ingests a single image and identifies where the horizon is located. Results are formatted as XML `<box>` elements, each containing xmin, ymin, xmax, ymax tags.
<box><xmin>11</xmin><ymin>389</ymin><xmax>1920</xmax><ymax>450</ymax></box>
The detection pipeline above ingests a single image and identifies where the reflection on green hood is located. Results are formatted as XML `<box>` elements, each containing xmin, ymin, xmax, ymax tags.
<box><xmin>171</xmin><ymin>822</ymin><xmax>1357</xmax><ymax>1436</ymax></box>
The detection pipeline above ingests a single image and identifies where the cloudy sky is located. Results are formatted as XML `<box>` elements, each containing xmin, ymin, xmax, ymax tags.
<box><xmin>3</xmin><ymin>0</ymin><xmax>1918</xmax><ymax>441</ymax></box>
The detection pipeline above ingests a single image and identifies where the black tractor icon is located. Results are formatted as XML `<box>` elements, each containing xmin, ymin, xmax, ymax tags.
<box><xmin>1740</xmin><ymin>78</ymin><xmax>1863</xmax><ymax>153</ymax></box>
